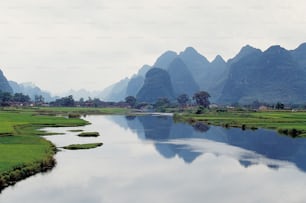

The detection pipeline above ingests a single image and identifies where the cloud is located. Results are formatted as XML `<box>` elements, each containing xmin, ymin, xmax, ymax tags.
<box><xmin>0</xmin><ymin>0</ymin><xmax>305</xmax><ymax>93</ymax></box>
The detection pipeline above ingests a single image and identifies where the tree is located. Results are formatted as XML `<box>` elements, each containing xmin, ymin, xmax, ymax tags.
<box><xmin>177</xmin><ymin>94</ymin><xmax>189</xmax><ymax>108</ymax></box>
<box><xmin>125</xmin><ymin>96</ymin><xmax>137</xmax><ymax>108</ymax></box>
<box><xmin>155</xmin><ymin>97</ymin><xmax>170</xmax><ymax>107</ymax></box>
<box><xmin>79</xmin><ymin>98</ymin><xmax>85</xmax><ymax>106</ymax></box>
<box><xmin>92</xmin><ymin>98</ymin><xmax>102</xmax><ymax>107</ymax></box>
<box><xmin>154</xmin><ymin>97</ymin><xmax>170</xmax><ymax>112</ymax></box>
<box><xmin>0</xmin><ymin>92</ymin><xmax>12</xmax><ymax>106</ymax></box>
<box><xmin>63</xmin><ymin>95</ymin><xmax>75</xmax><ymax>107</ymax></box>
<box><xmin>51</xmin><ymin>95</ymin><xmax>75</xmax><ymax>107</ymax></box>
<box><xmin>193</xmin><ymin>91</ymin><xmax>211</xmax><ymax>108</ymax></box>
<box><xmin>275</xmin><ymin>102</ymin><xmax>284</xmax><ymax>110</ymax></box>
<box><xmin>251</xmin><ymin>100</ymin><xmax>261</xmax><ymax>109</ymax></box>
<box><xmin>35</xmin><ymin>95</ymin><xmax>45</xmax><ymax>104</ymax></box>
<box><xmin>13</xmin><ymin>93</ymin><xmax>30</xmax><ymax>103</ymax></box>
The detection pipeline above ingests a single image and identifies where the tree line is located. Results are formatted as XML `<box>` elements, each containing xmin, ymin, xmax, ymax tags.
<box><xmin>124</xmin><ymin>91</ymin><xmax>211</xmax><ymax>111</ymax></box>
<box><xmin>1</xmin><ymin>89</ymin><xmax>302</xmax><ymax>110</ymax></box>
<box><xmin>0</xmin><ymin>91</ymin><xmax>31</xmax><ymax>106</ymax></box>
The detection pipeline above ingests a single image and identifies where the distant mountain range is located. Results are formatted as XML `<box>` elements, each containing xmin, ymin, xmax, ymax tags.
<box><xmin>102</xmin><ymin>42</ymin><xmax>306</xmax><ymax>104</ymax></box>
<box><xmin>0</xmin><ymin>42</ymin><xmax>306</xmax><ymax>104</ymax></box>
<box><xmin>0</xmin><ymin>69</ymin><xmax>54</xmax><ymax>102</ymax></box>
<box><xmin>0</xmin><ymin>70</ymin><xmax>13</xmax><ymax>93</ymax></box>
<box><xmin>8</xmin><ymin>81</ymin><xmax>55</xmax><ymax>102</ymax></box>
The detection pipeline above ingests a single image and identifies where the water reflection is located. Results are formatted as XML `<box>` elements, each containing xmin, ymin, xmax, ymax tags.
<box><xmin>108</xmin><ymin>115</ymin><xmax>306</xmax><ymax>172</ymax></box>
<box><xmin>2</xmin><ymin>115</ymin><xmax>306</xmax><ymax>203</ymax></box>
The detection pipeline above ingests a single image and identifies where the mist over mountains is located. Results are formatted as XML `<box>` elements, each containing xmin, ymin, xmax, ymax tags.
<box><xmin>101</xmin><ymin>42</ymin><xmax>306</xmax><ymax>104</ymax></box>
<box><xmin>9</xmin><ymin>81</ymin><xmax>55</xmax><ymax>102</ymax></box>
<box><xmin>1</xmin><ymin>42</ymin><xmax>306</xmax><ymax>105</ymax></box>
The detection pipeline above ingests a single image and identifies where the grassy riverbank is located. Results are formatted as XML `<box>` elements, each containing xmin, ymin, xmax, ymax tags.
<box><xmin>33</xmin><ymin>107</ymin><xmax>129</xmax><ymax>115</ymax></box>
<box><xmin>0</xmin><ymin>107</ymin><xmax>125</xmax><ymax>191</ymax></box>
<box><xmin>174</xmin><ymin>110</ymin><xmax>306</xmax><ymax>137</ymax></box>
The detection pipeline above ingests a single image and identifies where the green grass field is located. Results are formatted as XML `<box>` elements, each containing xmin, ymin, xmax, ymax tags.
<box><xmin>0</xmin><ymin>107</ymin><xmax>126</xmax><ymax>190</ymax></box>
<box><xmin>175</xmin><ymin>110</ymin><xmax>306</xmax><ymax>137</ymax></box>
<box><xmin>32</xmin><ymin>107</ymin><xmax>129</xmax><ymax>115</ymax></box>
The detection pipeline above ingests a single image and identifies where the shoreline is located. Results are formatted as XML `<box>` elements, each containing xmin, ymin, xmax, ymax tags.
<box><xmin>0</xmin><ymin>148</ymin><xmax>56</xmax><ymax>193</ymax></box>
<box><xmin>0</xmin><ymin>132</ymin><xmax>57</xmax><ymax>193</ymax></box>
<box><xmin>0</xmin><ymin>108</ymin><xmax>91</xmax><ymax>193</ymax></box>
<box><xmin>0</xmin><ymin>109</ymin><xmax>170</xmax><ymax>192</ymax></box>
<box><xmin>2</xmin><ymin>108</ymin><xmax>306</xmax><ymax>193</ymax></box>
<box><xmin>174</xmin><ymin>111</ymin><xmax>306</xmax><ymax>137</ymax></box>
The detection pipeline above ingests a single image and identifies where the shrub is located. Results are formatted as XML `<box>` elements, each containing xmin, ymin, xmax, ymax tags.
<box><xmin>241</xmin><ymin>124</ymin><xmax>246</xmax><ymax>130</ymax></box>
<box><xmin>68</xmin><ymin>113</ymin><xmax>81</xmax><ymax>118</ymax></box>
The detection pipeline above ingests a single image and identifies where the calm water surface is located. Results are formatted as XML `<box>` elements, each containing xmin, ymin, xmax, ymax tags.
<box><xmin>1</xmin><ymin>115</ymin><xmax>306</xmax><ymax>203</ymax></box>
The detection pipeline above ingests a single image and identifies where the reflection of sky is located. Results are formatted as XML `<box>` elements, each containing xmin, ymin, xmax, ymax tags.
<box><xmin>121</xmin><ymin>115</ymin><xmax>306</xmax><ymax>172</ymax></box>
<box><xmin>1</xmin><ymin>115</ymin><xmax>306</xmax><ymax>203</ymax></box>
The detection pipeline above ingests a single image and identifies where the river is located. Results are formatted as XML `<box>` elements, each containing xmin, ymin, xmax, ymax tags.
<box><xmin>1</xmin><ymin>115</ymin><xmax>306</xmax><ymax>203</ymax></box>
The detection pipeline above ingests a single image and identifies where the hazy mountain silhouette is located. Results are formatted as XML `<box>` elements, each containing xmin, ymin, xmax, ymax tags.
<box><xmin>103</xmin><ymin>42</ymin><xmax>306</xmax><ymax>104</ymax></box>
<box><xmin>58</xmin><ymin>89</ymin><xmax>101</xmax><ymax>101</ymax></box>
<box><xmin>179</xmin><ymin>47</ymin><xmax>210</xmax><ymax>85</ymax></box>
<box><xmin>0</xmin><ymin>69</ymin><xmax>13</xmax><ymax>93</ymax></box>
<box><xmin>99</xmin><ymin>78</ymin><xmax>129</xmax><ymax>101</ymax></box>
<box><xmin>9</xmin><ymin>81</ymin><xmax>54</xmax><ymax>102</ymax></box>
<box><xmin>105</xmin><ymin>46</ymin><xmax>228</xmax><ymax>103</ymax></box>
<box><xmin>167</xmin><ymin>58</ymin><xmax>199</xmax><ymax>97</ymax></box>
<box><xmin>136</xmin><ymin>68</ymin><xmax>175</xmax><ymax>103</ymax></box>
<box><xmin>291</xmin><ymin>42</ymin><xmax>306</xmax><ymax>67</ymax></box>
<box><xmin>153</xmin><ymin>51</ymin><xmax>178</xmax><ymax>69</ymax></box>
<box><xmin>126</xmin><ymin>76</ymin><xmax>145</xmax><ymax>97</ymax></box>
<box><xmin>126</xmin><ymin>65</ymin><xmax>151</xmax><ymax>97</ymax></box>
<box><xmin>219</xmin><ymin>45</ymin><xmax>306</xmax><ymax>104</ymax></box>
<box><xmin>228</xmin><ymin>45</ymin><xmax>262</xmax><ymax>65</ymax></box>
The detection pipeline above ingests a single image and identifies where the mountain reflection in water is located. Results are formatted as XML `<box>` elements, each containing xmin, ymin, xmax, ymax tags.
<box><xmin>108</xmin><ymin>115</ymin><xmax>306</xmax><ymax>172</ymax></box>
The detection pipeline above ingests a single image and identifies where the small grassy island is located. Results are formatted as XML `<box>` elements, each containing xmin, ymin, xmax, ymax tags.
<box><xmin>77</xmin><ymin>132</ymin><xmax>100</xmax><ymax>137</ymax></box>
<box><xmin>63</xmin><ymin>143</ymin><xmax>103</xmax><ymax>150</ymax></box>
<box><xmin>68</xmin><ymin>129</ymin><xmax>84</xmax><ymax>132</ymax></box>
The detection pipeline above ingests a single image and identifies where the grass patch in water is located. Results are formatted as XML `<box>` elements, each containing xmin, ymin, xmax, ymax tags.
<box><xmin>63</xmin><ymin>143</ymin><xmax>103</xmax><ymax>150</ymax></box>
<box><xmin>68</xmin><ymin>129</ymin><xmax>84</xmax><ymax>132</ymax></box>
<box><xmin>0</xmin><ymin>107</ymin><xmax>128</xmax><ymax>191</ymax></box>
<box><xmin>0</xmin><ymin>108</ymin><xmax>89</xmax><ymax>191</ymax></box>
<box><xmin>77</xmin><ymin>132</ymin><xmax>100</xmax><ymax>137</ymax></box>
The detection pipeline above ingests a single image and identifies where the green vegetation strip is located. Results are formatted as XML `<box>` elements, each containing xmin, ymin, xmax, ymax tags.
<box><xmin>68</xmin><ymin>129</ymin><xmax>84</xmax><ymax>132</ymax></box>
<box><xmin>0</xmin><ymin>108</ymin><xmax>89</xmax><ymax>191</ymax></box>
<box><xmin>174</xmin><ymin>110</ymin><xmax>306</xmax><ymax>137</ymax></box>
<box><xmin>30</xmin><ymin>107</ymin><xmax>130</xmax><ymax>115</ymax></box>
<box><xmin>77</xmin><ymin>132</ymin><xmax>100</xmax><ymax>137</ymax></box>
<box><xmin>63</xmin><ymin>143</ymin><xmax>103</xmax><ymax>150</ymax></box>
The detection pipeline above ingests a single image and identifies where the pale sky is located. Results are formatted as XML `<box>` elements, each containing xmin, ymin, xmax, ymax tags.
<box><xmin>0</xmin><ymin>0</ymin><xmax>305</xmax><ymax>94</ymax></box>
